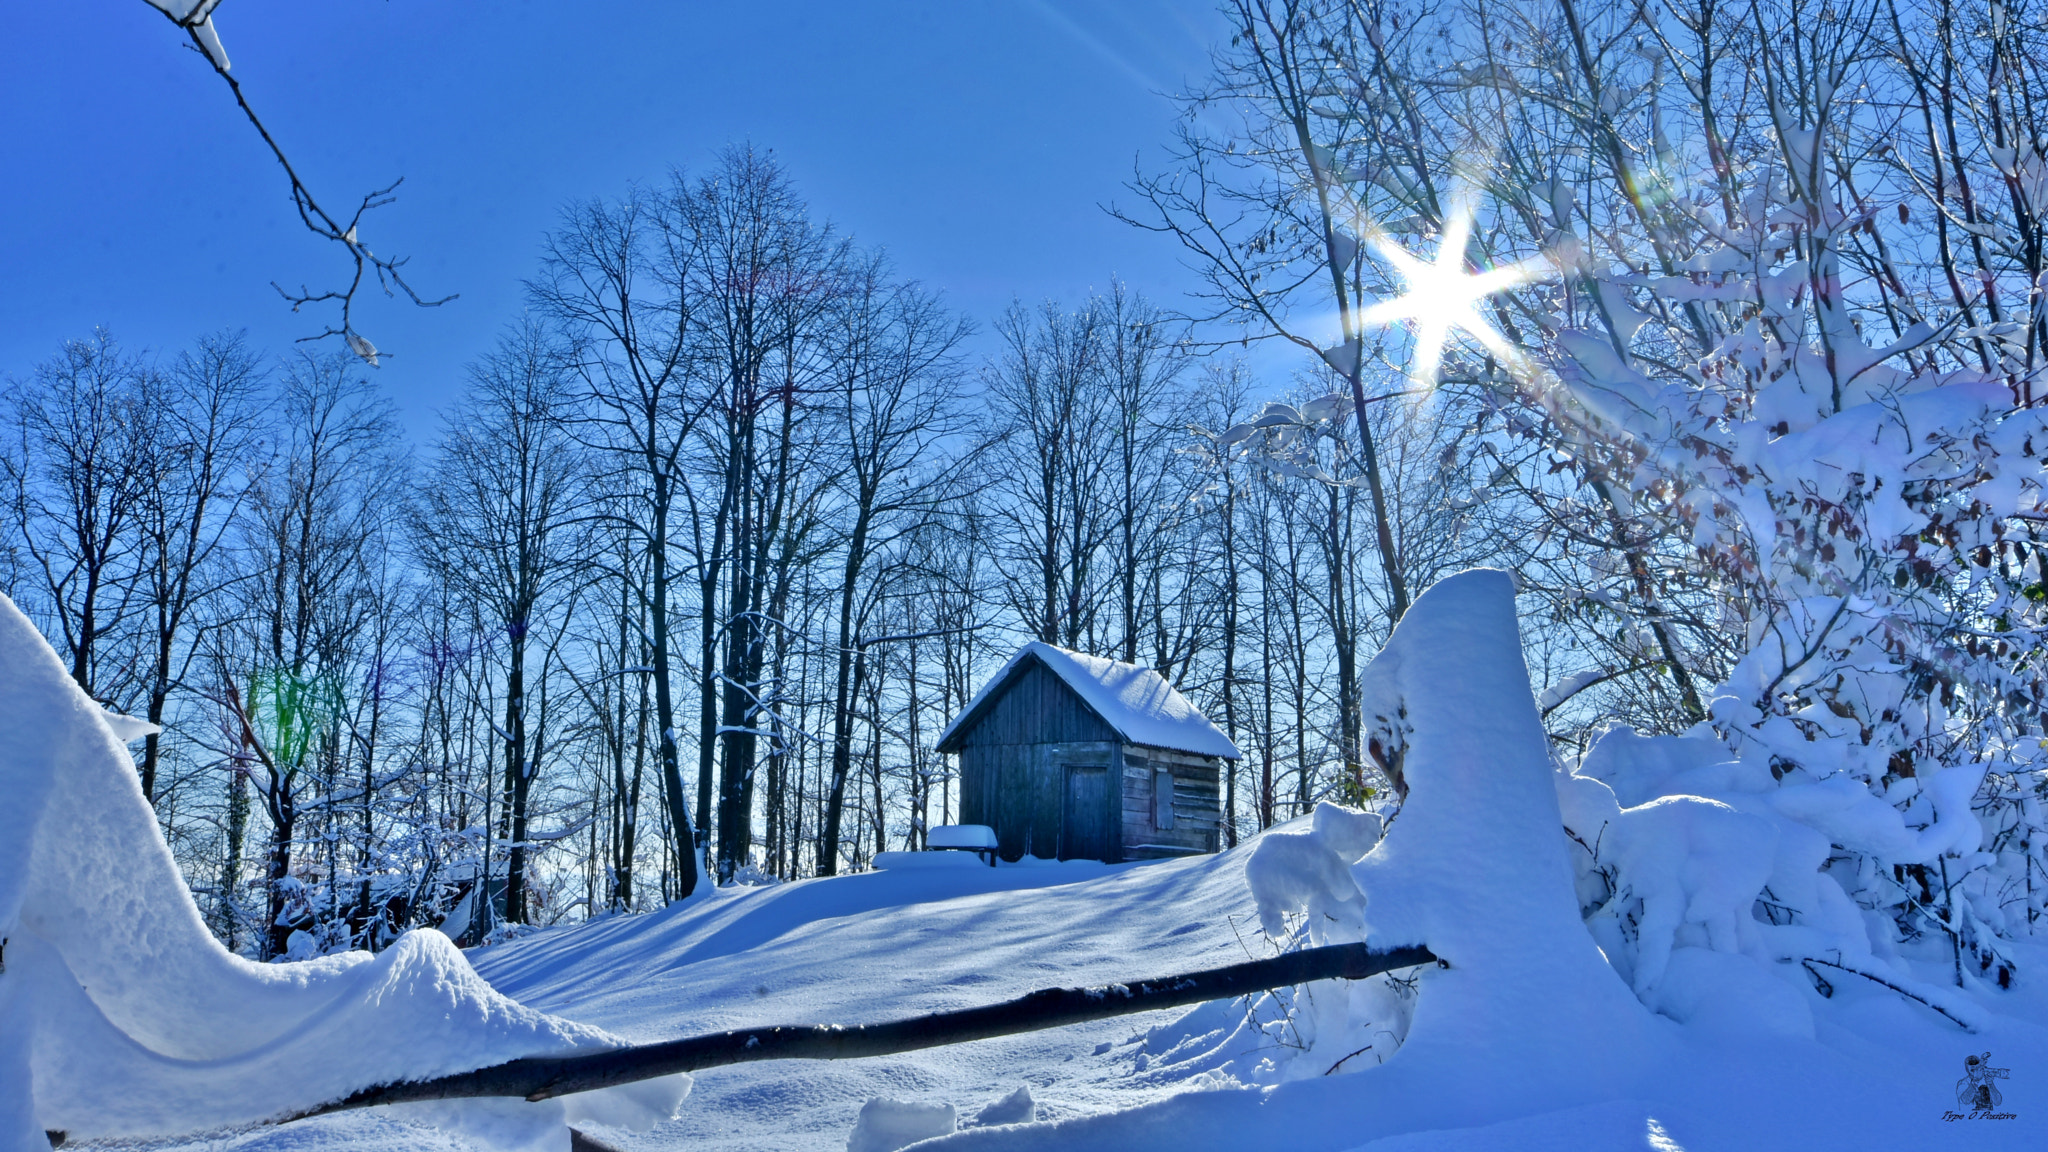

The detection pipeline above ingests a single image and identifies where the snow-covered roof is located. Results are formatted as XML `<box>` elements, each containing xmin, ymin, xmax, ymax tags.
<box><xmin>937</xmin><ymin>642</ymin><xmax>1243</xmax><ymax>760</ymax></box>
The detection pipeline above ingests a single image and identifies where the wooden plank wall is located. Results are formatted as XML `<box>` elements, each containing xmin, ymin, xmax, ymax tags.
<box><xmin>955</xmin><ymin>661</ymin><xmax>1119</xmax><ymax>861</ymax></box>
<box><xmin>1121</xmin><ymin>747</ymin><xmax>1224</xmax><ymax>859</ymax></box>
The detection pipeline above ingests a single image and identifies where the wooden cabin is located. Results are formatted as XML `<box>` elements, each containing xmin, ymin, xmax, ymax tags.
<box><xmin>936</xmin><ymin>643</ymin><xmax>1242</xmax><ymax>863</ymax></box>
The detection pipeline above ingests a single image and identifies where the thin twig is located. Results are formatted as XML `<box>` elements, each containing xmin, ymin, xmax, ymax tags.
<box><xmin>1800</xmin><ymin>956</ymin><xmax>1976</xmax><ymax>1032</ymax></box>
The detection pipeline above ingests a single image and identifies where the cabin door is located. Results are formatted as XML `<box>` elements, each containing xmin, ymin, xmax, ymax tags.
<box><xmin>1061</xmin><ymin>765</ymin><xmax>1112</xmax><ymax>861</ymax></box>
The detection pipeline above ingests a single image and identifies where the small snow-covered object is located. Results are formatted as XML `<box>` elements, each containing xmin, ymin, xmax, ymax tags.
<box><xmin>846</xmin><ymin>1097</ymin><xmax>956</xmax><ymax>1152</ymax></box>
<box><xmin>346</xmin><ymin>331</ymin><xmax>381</xmax><ymax>367</ymax></box>
<box><xmin>1245</xmin><ymin>802</ymin><xmax>1372</xmax><ymax>943</ymax></box>
<box><xmin>869</xmin><ymin>850</ymin><xmax>984</xmax><ymax>871</ymax></box>
<box><xmin>1310</xmin><ymin>801</ymin><xmax>1381</xmax><ymax>863</ymax></box>
<box><xmin>99</xmin><ymin>710</ymin><xmax>160</xmax><ymax>743</ymax></box>
<box><xmin>143</xmin><ymin>1</ymin><xmax>230</xmax><ymax>71</ymax></box>
<box><xmin>971</xmin><ymin>1085</ymin><xmax>1035</xmax><ymax>1127</ymax></box>
<box><xmin>922</xmin><ymin>823</ymin><xmax>998</xmax><ymax>866</ymax></box>
<box><xmin>1319</xmin><ymin>336</ymin><xmax>1362</xmax><ymax>378</ymax></box>
<box><xmin>927</xmin><ymin>824</ymin><xmax>997</xmax><ymax>850</ymax></box>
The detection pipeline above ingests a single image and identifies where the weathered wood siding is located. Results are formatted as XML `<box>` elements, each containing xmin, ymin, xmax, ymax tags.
<box><xmin>955</xmin><ymin>661</ymin><xmax>1121</xmax><ymax>861</ymax></box>
<box><xmin>954</xmin><ymin>662</ymin><xmax>1120</xmax><ymax>747</ymax></box>
<box><xmin>1121</xmin><ymin>747</ymin><xmax>1224</xmax><ymax>859</ymax></box>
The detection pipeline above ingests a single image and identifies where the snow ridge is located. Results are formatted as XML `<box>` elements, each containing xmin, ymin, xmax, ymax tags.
<box><xmin>0</xmin><ymin>594</ymin><xmax>685</xmax><ymax>1148</ymax></box>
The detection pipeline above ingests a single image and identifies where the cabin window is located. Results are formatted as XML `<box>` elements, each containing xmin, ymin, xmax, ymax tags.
<box><xmin>1154</xmin><ymin>768</ymin><xmax>1175</xmax><ymax>829</ymax></box>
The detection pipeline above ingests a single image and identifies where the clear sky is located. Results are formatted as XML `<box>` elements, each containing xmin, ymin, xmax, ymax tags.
<box><xmin>3</xmin><ymin>1</ymin><xmax>1237</xmax><ymax>435</ymax></box>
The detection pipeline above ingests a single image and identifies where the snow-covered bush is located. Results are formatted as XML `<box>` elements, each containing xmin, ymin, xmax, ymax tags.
<box><xmin>1534</xmin><ymin>120</ymin><xmax>2048</xmax><ymax>989</ymax></box>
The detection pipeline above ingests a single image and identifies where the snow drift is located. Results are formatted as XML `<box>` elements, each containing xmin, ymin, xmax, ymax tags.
<box><xmin>0</xmin><ymin>593</ymin><xmax>686</xmax><ymax>1150</ymax></box>
<box><xmin>1224</xmin><ymin>569</ymin><xmax>1655</xmax><ymax>1093</ymax></box>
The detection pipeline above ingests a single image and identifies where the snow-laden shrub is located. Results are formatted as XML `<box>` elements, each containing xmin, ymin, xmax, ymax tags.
<box><xmin>1559</xmin><ymin>735</ymin><xmax>1981</xmax><ymax>1033</ymax></box>
<box><xmin>1527</xmin><ymin>121</ymin><xmax>2048</xmax><ymax>989</ymax></box>
<box><xmin>1213</xmin><ymin>567</ymin><xmax>2010</xmax><ymax>1092</ymax></box>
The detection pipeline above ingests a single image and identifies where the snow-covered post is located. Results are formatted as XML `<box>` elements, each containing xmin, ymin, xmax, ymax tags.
<box><xmin>1358</xmin><ymin>570</ymin><xmax>1650</xmax><ymax>1065</ymax></box>
<box><xmin>1250</xmin><ymin>569</ymin><xmax>1649</xmax><ymax>1088</ymax></box>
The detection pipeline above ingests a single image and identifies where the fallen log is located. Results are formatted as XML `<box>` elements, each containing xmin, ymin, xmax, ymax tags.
<box><xmin>293</xmin><ymin>940</ymin><xmax>1438</xmax><ymax>1118</ymax></box>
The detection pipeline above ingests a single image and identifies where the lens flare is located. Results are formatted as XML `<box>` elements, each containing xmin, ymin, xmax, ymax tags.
<box><xmin>1359</xmin><ymin>196</ymin><xmax>1547</xmax><ymax>388</ymax></box>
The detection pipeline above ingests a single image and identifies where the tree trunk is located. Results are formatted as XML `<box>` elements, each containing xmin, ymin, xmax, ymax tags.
<box><xmin>503</xmin><ymin>635</ymin><xmax>530</xmax><ymax>924</ymax></box>
<box><xmin>648</xmin><ymin>478</ymin><xmax>700</xmax><ymax>900</ymax></box>
<box><xmin>819</xmin><ymin>500</ymin><xmax>873</xmax><ymax>876</ymax></box>
<box><xmin>263</xmin><ymin>785</ymin><xmax>297</xmax><ymax>961</ymax></box>
<box><xmin>222</xmin><ymin>764</ymin><xmax>249</xmax><ymax>949</ymax></box>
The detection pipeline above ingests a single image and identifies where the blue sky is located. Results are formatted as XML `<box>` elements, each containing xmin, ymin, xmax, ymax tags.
<box><xmin>4</xmin><ymin>1</ymin><xmax>1235</xmax><ymax>434</ymax></box>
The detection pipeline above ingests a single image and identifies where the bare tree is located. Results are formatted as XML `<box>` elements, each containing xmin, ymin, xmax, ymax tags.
<box><xmin>413</xmin><ymin>323</ymin><xmax>589</xmax><ymax>924</ymax></box>
<box><xmin>984</xmin><ymin>299</ymin><xmax>1115</xmax><ymax>646</ymax></box>
<box><xmin>531</xmin><ymin>187</ymin><xmax>705</xmax><ymax>900</ymax></box>
<box><xmin>131</xmin><ymin>332</ymin><xmax>266</xmax><ymax>805</ymax></box>
<box><xmin>227</xmin><ymin>351</ymin><xmax>401</xmax><ymax>958</ymax></box>
<box><xmin>818</xmin><ymin>260</ymin><xmax>972</xmax><ymax>874</ymax></box>
<box><xmin>675</xmin><ymin>148</ymin><xmax>848</xmax><ymax>884</ymax></box>
<box><xmin>3</xmin><ymin>330</ymin><xmax>156</xmax><ymax>702</ymax></box>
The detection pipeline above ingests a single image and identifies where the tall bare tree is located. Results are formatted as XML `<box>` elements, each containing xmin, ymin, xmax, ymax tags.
<box><xmin>130</xmin><ymin>332</ymin><xmax>266</xmax><ymax>805</ymax></box>
<box><xmin>4</xmin><ymin>330</ymin><xmax>156</xmax><ymax>702</ymax></box>
<box><xmin>227</xmin><ymin>351</ymin><xmax>401</xmax><ymax>958</ymax></box>
<box><xmin>532</xmin><ymin>187</ymin><xmax>705</xmax><ymax>900</ymax></box>
<box><xmin>414</xmin><ymin>322</ymin><xmax>588</xmax><ymax>924</ymax></box>
<box><xmin>818</xmin><ymin>258</ymin><xmax>972</xmax><ymax>875</ymax></box>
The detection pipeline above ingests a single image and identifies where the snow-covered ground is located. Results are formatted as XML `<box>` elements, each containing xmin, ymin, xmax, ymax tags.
<box><xmin>474</xmin><ymin>852</ymin><xmax>1265</xmax><ymax>1149</ymax></box>
<box><xmin>10</xmin><ymin>574</ymin><xmax>2048</xmax><ymax>1151</ymax></box>
<box><xmin>280</xmin><ymin>839</ymin><xmax>2048</xmax><ymax>1151</ymax></box>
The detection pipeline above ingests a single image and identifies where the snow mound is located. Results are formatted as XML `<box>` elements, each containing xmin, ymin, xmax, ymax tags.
<box><xmin>970</xmin><ymin>1086</ymin><xmax>1036</xmax><ymax>1127</ymax></box>
<box><xmin>0</xmin><ymin>594</ymin><xmax>686</xmax><ymax>1148</ymax></box>
<box><xmin>1243</xmin><ymin>803</ymin><xmax>1377</xmax><ymax>942</ymax></box>
<box><xmin>846</xmin><ymin>1097</ymin><xmax>956</xmax><ymax>1152</ymax></box>
<box><xmin>1345</xmin><ymin>569</ymin><xmax>1651</xmax><ymax>1066</ymax></box>
<box><xmin>1562</xmin><ymin>725</ymin><xmax>1986</xmax><ymax>1035</ymax></box>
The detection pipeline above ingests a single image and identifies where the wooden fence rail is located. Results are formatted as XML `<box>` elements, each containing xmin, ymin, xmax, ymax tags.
<box><xmin>293</xmin><ymin>940</ymin><xmax>1439</xmax><ymax>1120</ymax></box>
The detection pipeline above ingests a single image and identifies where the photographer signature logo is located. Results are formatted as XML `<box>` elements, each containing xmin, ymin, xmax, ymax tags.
<box><xmin>1943</xmin><ymin>1052</ymin><xmax>2015</xmax><ymax>1121</ymax></box>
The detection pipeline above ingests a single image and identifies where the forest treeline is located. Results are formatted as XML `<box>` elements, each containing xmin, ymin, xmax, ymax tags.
<box><xmin>3</xmin><ymin>149</ymin><xmax>1454</xmax><ymax>957</ymax></box>
<box><xmin>11</xmin><ymin>0</ymin><xmax>2048</xmax><ymax>986</ymax></box>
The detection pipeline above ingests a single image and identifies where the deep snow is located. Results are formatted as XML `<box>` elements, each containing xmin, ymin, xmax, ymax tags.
<box><xmin>0</xmin><ymin>593</ymin><xmax>684</xmax><ymax>1151</ymax></box>
<box><xmin>8</xmin><ymin>574</ymin><xmax>2048</xmax><ymax>1150</ymax></box>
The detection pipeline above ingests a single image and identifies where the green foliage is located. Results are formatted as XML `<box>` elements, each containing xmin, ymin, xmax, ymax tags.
<box><xmin>248</xmin><ymin>666</ymin><xmax>341</xmax><ymax>771</ymax></box>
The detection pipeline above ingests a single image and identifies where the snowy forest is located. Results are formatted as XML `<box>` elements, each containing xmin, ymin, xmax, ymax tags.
<box><xmin>11</xmin><ymin>0</ymin><xmax>2048</xmax><ymax>995</ymax></box>
<box><xmin>15</xmin><ymin>0</ymin><xmax>2048</xmax><ymax>1147</ymax></box>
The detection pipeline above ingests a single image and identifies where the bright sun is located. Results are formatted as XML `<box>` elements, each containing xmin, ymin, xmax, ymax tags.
<box><xmin>1360</xmin><ymin>201</ymin><xmax>1547</xmax><ymax>388</ymax></box>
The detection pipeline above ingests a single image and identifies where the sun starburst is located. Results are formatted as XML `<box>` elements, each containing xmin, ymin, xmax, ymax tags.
<box><xmin>1359</xmin><ymin>199</ymin><xmax>1548</xmax><ymax>388</ymax></box>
